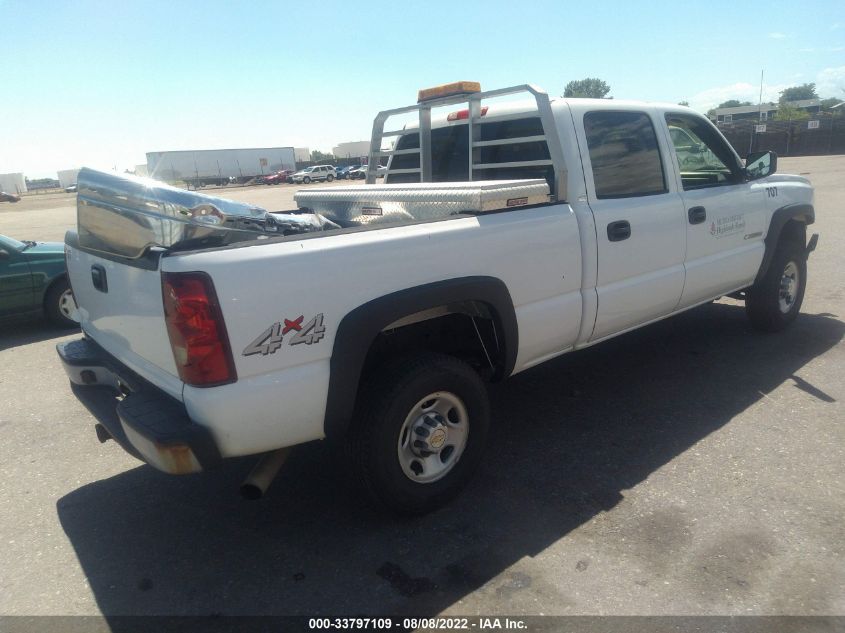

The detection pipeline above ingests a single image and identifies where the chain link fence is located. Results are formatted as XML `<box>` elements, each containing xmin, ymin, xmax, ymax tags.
<box><xmin>717</xmin><ymin>115</ymin><xmax>845</xmax><ymax>157</ymax></box>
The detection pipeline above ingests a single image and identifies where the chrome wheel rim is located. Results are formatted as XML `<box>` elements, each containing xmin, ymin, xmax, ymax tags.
<box><xmin>778</xmin><ymin>261</ymin><xmax>800</xmax><ymax>314</ymax></box>
<box><xmin>58</xmin><ymin>288</ymin><xmax>77</xmax><ymax>320</ymax></box>
<box><xmin>397</xmin><ymin>391</ymin><xmax>469</xmax><ymax>484</ymax></box>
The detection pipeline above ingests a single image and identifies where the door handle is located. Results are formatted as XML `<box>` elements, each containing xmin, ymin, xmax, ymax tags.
<box><xmin>91</xmin><ymin>265</ymin><xmax>108</xmax><ymax>292</ymax></box>
<box><xmin>607</xmin><ymin>220</ymin><xmax>631</xmax><ymax>242</ymax></box>
<box><xmin>688</xmin><ymin>206</ymin><xmax>707</xmax><ymax>224</ymax></box>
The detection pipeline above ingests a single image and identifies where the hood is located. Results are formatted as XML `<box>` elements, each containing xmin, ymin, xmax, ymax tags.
<box><xmin>23</xmin><ymin>241</ymin><xmax>65</xmax><ymax>258</ymax></box>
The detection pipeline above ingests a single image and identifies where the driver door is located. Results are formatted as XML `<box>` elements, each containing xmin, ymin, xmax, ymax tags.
<box><xmin>663</xmin><ymin>113</ymin><xmax>766</xmax><ymax>309</ymax></box>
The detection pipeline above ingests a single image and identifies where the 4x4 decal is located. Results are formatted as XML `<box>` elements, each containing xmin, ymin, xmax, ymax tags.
<box><xmin>243</xmin><ymin>313</ymin><xmax>326</xmax><ymax>356</ymax></box>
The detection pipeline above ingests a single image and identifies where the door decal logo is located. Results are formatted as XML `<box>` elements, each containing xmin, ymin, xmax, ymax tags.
<box><xmin>710</xmin><ymin>214</ymin><xmax>745</xmax><ymax>239</ymax></box>
<box><xmin>243</xmin><ymin>313</ymin><xmax>326</xmax><ymax>356</ymax></box>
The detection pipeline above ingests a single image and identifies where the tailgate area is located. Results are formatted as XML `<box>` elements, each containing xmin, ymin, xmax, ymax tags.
<box><xmin>66</xmin><ymin>235</ymin><xmax>183</xmax><ymax>400</ymax></box>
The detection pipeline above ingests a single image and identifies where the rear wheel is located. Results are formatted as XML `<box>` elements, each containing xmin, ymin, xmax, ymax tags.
<box><xmin>45</xmin><ymin>278</ymin><xmax>78</xmax><ymax>329</ymax></box>
<box><xmin>326</xmin><ymin>174</ymin><xmax>334</xmax><ymax>182</ymax></box>
<box><xmin>746</xmin><ymin>240</ymin><xmax>807</xmax><ymax>332</ymax></box>
<box><xmin>349</xmin><ymin>353</ymin><xmax>490</xmax><ymax>515</ymax></box>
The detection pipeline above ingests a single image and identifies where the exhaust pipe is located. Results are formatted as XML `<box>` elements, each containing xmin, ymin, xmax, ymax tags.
<box><xmin>240</xmin><ymin>448</ymin><xmax>291</xmax><ymax>500</ymax></box>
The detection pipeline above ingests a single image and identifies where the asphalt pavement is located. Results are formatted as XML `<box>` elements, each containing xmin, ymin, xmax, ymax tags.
<box><xmin>0</xmin><ymin>157</ymin><xmax>842</xmax><ymax>619</ymax></box>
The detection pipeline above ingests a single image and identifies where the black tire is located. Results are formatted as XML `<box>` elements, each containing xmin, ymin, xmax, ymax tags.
<box><xmin>326</xmin><ymin>174</ymin><xmax>334</xmax><ymax>182</ymax></box>
<box><xmin>746</xmin><ymin>240</ymin><xmax>807</xmax><ymax>332</ymax></box>
<box><xmin>44</xmin><ymin>277</ymin><xmax>78</xmax><ymax>329</ymax></box>
<box><xmin>349</xmin><ymin>353</ymin><xmax>490</xmax><ymax>516</ymax></box>
<box><xmin>303</xmin><ymin>176</ymin><xmax>311</xmax><ymax>184</ymax></box>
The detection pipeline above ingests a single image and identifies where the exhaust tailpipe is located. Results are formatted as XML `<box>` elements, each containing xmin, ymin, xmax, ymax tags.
<box><xmin>240</xmin><ymin>448</ymin><xmax>291</xmax><ymax>500</ymax></box>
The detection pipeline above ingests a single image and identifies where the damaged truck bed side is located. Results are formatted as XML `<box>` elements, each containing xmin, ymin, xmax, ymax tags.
<box><xmin>58</xmin><ymin>82</ymin><xmax>816</xmax><ymax>515</ymax></box>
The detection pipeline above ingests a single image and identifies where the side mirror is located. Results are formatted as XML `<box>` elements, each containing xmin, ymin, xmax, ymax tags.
<box><xmin>745</xmin><ymin>150</ymin><xmax>777</xmax><ymax>180</ymax></box>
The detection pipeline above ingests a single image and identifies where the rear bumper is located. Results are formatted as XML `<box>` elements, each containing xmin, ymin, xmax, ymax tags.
<box><xmin>57</xmin><ymin>337</ymin><xmax>221</xmax><ymax>474</ymax></box>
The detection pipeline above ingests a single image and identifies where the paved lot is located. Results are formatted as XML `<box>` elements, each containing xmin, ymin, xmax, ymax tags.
<box><xmin>0</xmin><ymin>157</ymin><xmax>843</xmax><ymax>617</ymax></box>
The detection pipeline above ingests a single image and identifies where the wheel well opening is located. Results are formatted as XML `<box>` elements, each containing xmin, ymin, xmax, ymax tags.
<box><xmin>780</xmin><ymin>219</ymin><xmax>807</xmax><ymax>248</ymax></box>
<box><xmin>43</xmin><ymin>274</ymin><xmax>68</xmax><ymax>307</ymax></box>
<box><xmin>361</xmin><ymin>301</ymin><xmax>505</xmax><ymax>382</ymax></box>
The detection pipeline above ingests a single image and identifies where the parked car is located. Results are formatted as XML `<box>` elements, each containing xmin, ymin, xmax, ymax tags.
<box><xmin>348</xmin><ymin>165</ymin><xmax>387</xmax><ymax>179</ymax></box>
<box><xmin>65</xmin><ymin>185</ymin><xmax>78</xmax><ymax>193</ymax></box>
<box><xmin>291</xmin><ymin>165</ymin><xmax>336</xmax><ymax>184</ymax></box>
<box><xmin>335</xmin><ymin>165</ymin><xmax>360</xmax><ymax>179</ymax></box>
<box><xmin>264</xmin><ymin>170</ymin><xmax>295</xmax><ymax>185</ymax></box>
<box><xmin>0</xmin><ymin>234</ymin><xmax>78</xmax><ymax>328</ymax></box>
<box><xmin>0</xmin><ymin>191</ymin><xmax>21</xmax><ymax>203</ymax></box>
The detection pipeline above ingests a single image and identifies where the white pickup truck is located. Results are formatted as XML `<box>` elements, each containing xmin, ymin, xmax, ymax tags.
<box><xmin>58</xmin><ymin>82</ymin><xmax>817</xmax><ymax>515</ymax></box>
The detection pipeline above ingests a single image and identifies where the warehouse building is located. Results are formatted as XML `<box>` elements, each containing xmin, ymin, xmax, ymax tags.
<box><xmin>332</xmin><ymin>141</ymin><xmax>370</xmax><ymax>160</ymax></box>
<box><xmin>0</xmin><ymin>173</ymin><xmax>26</xmax><ymax>194</ymax></box>
<box><xmin>57</xmin><ymin>169</ymin><xmax>81</xmax><ymax>189</ymax></box>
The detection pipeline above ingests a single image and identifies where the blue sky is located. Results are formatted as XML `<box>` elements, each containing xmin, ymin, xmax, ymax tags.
<box><xmin>1</xmin><ymin>0</ymin><xmax>843</xmax><ymax>178</ymax></box>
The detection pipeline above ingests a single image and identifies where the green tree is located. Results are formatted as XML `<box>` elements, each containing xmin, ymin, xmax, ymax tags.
<box><xmin>778</xmin><ymin>83</ymin><xmax>818</xmax><ymax>104</ymax></box>
<box><xmin>774</xmin><ymin>104</ymin><xmax>810</xmax><ymax>121</ymax></box>
<box><xmin>678</xmin><ymin>100</ymin><xmax>690</xmax><ymax>106</ymax></box>
<box><xmin>820</xmin><ymin>97</ymin><xmax>842</xmax><ymax>111</ymax></box>
<box><xmin>310</xmin><ymin>150</ymin><xmax>335</xmax><ymax>163</ymax></box>
<box><xmin>718</xmin><ymin>99</ymin><xmax>753</xmax><ymax>108</ymax></box>
<box><xmin>563</xmin><ymin>78</ymin><xmax>611</xmax><ymax>98</ymax></box>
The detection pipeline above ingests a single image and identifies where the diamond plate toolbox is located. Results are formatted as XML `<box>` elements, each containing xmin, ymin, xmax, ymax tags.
<box><xmin>293</xmin><ymin>179</ymin><xmax>550</xmax><ymax>227</ymax></box>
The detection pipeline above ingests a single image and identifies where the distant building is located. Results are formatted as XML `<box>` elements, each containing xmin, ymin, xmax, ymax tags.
<box><xmin>711</xmin><ymin>99</ymin><xmax>821</xmax><ymax>124</ymax></box>
<box><xmin>294</xmin><ymin>147</ymin><xmax>310</xmax><ymax>162</ymax></box>
<box><xmin>0</xmin><ymin>173</ymin><xmax>27</xmax><ymax>194</ymax></box>
<box><xmin>57</xmin><ymin>169</ymin><xmax>81</xmax><ymax>189</ymax></box>
<box><xmin>332</xmin><ymin>141</ymin><xmax>370</xmax><ymax>160</ymax></box>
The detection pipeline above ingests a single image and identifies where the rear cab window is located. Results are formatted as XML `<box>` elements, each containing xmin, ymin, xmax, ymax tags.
<box><xmin>385</xmin><ymin>116</ymin><xmax>554</xmax><ymax>190</ymax></box>
<box><xmin>583</xmin><ymin>111</ymin><xmax>667</xmax><ymax>199</ymax></box>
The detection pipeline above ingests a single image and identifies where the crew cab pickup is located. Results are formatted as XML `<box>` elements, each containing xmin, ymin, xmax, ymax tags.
<box><xmin>58</xmin><ymin>82</ymin><xmax>817</xmax><ymax>515</ymax></box>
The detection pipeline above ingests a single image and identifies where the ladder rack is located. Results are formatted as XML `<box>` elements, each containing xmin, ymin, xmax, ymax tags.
<box><xmin>366</xmin><ymin>84</ymin><xmax>567</xmax><ymax>202</ymax></box>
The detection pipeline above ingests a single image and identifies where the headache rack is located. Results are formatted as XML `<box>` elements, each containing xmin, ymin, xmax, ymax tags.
<box><xmin>366</xmin><ymin>84</ymin><xmax>568</xmax><ymax>202</ymax></box>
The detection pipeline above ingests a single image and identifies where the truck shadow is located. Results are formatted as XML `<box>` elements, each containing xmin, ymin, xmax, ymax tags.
<box><xmin>56</xmin><ymin>302</ymin><xmax>843</xmax><ymax>618</ymax></box>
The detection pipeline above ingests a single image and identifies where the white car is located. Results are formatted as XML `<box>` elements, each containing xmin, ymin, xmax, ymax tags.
<box><xmin>291</xmin><ymin>165</ymin><xmax>335</xmax><ymax>184</ymax></box>
<box><xmin>59</xmin><ymin>82</ymin><xmax>817</xmax><ymax>515</ymax></box>
<box><xmin>348</xmin><ymin>165</ymin><xmax>386</xmax><ymax>179</ymax></box>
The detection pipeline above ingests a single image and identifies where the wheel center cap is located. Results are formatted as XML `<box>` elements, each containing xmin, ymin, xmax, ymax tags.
<box><xmin>429</xmin><ymin>428</ymin><xmax>447</xmax><ymax>450</ymax></box>
<box><xmin>410</xmin><ymin>412</ymin><xmax>448</xmax><ymax>456</ymax></box>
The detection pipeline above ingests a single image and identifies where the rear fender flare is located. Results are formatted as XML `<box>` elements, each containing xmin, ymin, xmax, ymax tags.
<box><xmin>323</xmin><ymin>276</ymin><xmax>518</xmax><ymax>440</ymax></box>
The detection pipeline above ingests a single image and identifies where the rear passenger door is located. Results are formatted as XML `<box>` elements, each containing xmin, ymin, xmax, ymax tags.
<box><xmin>662</xmin><ymin>113</ymin><xmax>766</xmax><ymax>309</ymax></box>
<box><xmin>576</xmin><ymin>109</ymin><xmax>687</xmax><ymax>341</ymax></box>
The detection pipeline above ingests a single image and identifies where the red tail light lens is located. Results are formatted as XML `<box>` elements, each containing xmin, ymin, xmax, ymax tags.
<box><xmin>162</xmin><ymin>272</ymin><xmax>236</xmax><ymax>387</ymax></box>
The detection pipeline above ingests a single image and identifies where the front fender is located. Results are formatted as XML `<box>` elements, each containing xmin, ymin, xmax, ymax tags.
<box><xmin>755</xmin><ymin>203</ymin><xmax>815</xmax><ymax>284</ymax></box>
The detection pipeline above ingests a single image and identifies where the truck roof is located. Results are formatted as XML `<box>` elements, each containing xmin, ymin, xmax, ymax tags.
<box><xmin>396</xmin><ymin>97</ymin><xmax>699</xmax><ymax>131</ymax></box>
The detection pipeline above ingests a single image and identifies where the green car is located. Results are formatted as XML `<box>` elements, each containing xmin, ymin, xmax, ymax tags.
<box><xmin>0</xmin><ymin>234</ymin><xmax>78</xmax><ymax>328</ymax></box>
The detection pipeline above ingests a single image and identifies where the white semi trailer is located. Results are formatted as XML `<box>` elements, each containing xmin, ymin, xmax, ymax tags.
<box><xmin>146</xmin><ymin>147</ymin><xmax>296</xmax><ymax>188</ymax></box>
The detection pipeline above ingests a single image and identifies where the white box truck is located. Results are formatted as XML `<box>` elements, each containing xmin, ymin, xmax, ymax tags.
<box><xmin>146</xmin><ymin>147</ymin><xmax>296</xmax><ymax>188</ymax></box>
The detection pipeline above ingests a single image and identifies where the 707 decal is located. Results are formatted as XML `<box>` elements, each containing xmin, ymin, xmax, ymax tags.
<box><xmin>242</xmin><ymin>313</ymin><xmax>326</xmax><ymax>356</ymax></box>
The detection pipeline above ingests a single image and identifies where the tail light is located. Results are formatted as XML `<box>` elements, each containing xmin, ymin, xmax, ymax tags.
<box><xmin>162</xmin><ymin>272</ymin><xmax>236</xmax><ymax>387</ymax></box>
<box><xmin>447</xmin><ymin>106</ymin><xmax>488</xmax><ymax>121</ymax></box>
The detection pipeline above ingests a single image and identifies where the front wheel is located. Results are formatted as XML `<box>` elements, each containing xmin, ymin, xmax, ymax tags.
<box><xmin>303</xmin><ymin>176</ymin><xmax>311</xmax><ymax>184</ymax></box>
<box><xmin>349</xmin><ymin>353</ymin><xmax>490</xmax><ymax>515</ymax></box>
<box><xmin>746</xmin><ymin>241</ymin><xmax>807</xmax><ymax>332</ymax></box>
<box><xmin>326</xmin><ymin>174</ymin><xmax>334</xmax><ymax>182</ymax></box>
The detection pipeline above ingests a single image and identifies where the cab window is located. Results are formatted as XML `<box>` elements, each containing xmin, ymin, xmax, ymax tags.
<box><xmin>583</xmin><ymin>111</ymin><xmax>667</xmax><ymax>199</ymax></box>
<box><xmin>664</xmin><ymin>113</ymin><xmax>742</xmax><ymax>189</ymax></box>
<box><xmin>386</xmin><ymin>116</ymin><xmax>553</xmax><ymax>189</ymax></box>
